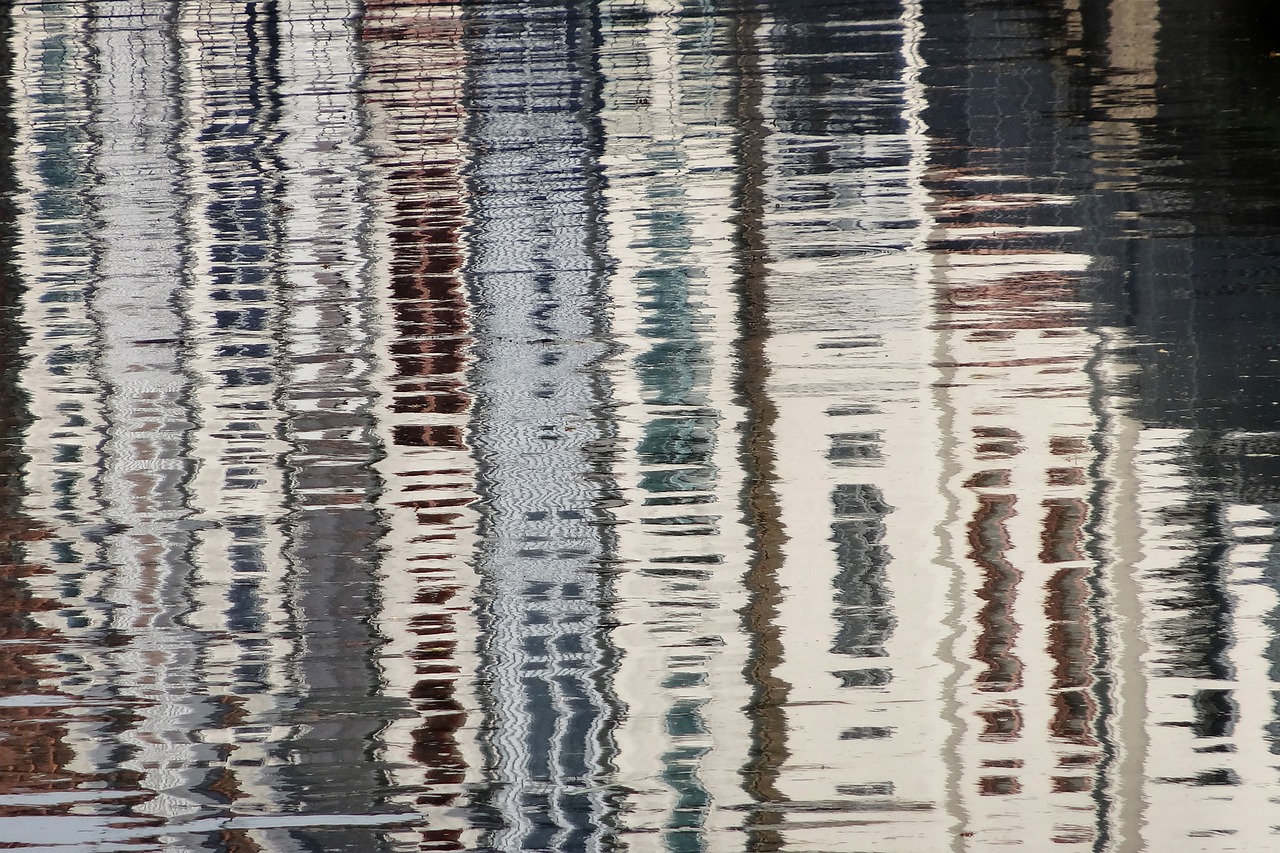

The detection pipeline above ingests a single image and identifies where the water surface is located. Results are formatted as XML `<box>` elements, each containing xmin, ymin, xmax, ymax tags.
<box><xmin>2</xmin><ymin>0</ymin><xmax>1280</xmax><ymax>850</ymax></box>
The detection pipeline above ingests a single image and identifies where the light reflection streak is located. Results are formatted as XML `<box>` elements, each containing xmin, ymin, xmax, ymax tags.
<box><xmin>85</xmin><ymin>0</ymin><xmax>210</xmax><ymax>822</ymax></box>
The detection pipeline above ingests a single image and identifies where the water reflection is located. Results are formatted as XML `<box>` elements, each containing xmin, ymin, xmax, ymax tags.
<box><xmin>463</xmin><ymin>2</ymin><xmax>622</xmax><ymax>850</ymax></box>
<box><xmin>598</xmin><ymin>1</ymin><xmax>755</xmax><ymax>845</ymax></box>
<box><xmin>5</xmin><ymin>0</ymin><xmax>1280</xmax><ymax>850</ymax></box>
<box><xmin>361</xmin><ymin>1</ymin><xmax>483</xmax><ymax>849</ymax></box>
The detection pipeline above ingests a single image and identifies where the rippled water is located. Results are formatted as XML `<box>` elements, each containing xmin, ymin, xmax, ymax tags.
<box><xmin>2</xmin><ymin>0</ymin><xmax>1280</xmax><ymax>850</ymax></box>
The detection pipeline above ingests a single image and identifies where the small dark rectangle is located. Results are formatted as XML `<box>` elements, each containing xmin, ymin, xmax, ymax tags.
<box><xmin>979</xmin><ymin>775</ymin><xmax>1020</xmax><ymax>796</ymax></box>
<box><xmin>834</xmin><ymin>668</ymin><xmax>891</xmax><ymax>688</ymax></box>
<box><xmin>827</xmin><ymin>404</ymin><xmax>878</xmax><ymax>417</ymax></box>
<box><xmin>837</xmin><ymin>782</ymin><xmax>894</xmax><ymax>796</ymax></box>
<box><xmin>832</xmin><ymin>484</ymin><xmax>890</xmax><ymax>518</ymax></box>
<box><xmin>829</xmin><ymin>432</ymin><xmax>883</xmax><ymax>465</ymax></box>
<box><xmin>1052</xmin><ymin>776</ymin><xmax>1092</xmax><ymax>794</ymax></box>
<box><xmin>643</xmin><ymin>494</ymin><xmax>715</xmax><ymax>507</ymax></box>
<box><xmin>839</xmin><ymin>726</ymin><xmax>892</xmax><ymax>740</ymax></box>
<box><xmin>639</xmin><ymin>567</ymin><xmax>712</xmax><ymax>580</ymax></box>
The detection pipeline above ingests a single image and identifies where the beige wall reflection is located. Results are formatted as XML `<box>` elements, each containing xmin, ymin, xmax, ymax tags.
<box><xmin>748</xmin><ymin>2</ymin><xmax>952</xmax><ymax>849</ymax></box>
<box><xmin>598</xmin><ymin>0</ymin><xmax>755</xmax><ymax>846</ymax></box>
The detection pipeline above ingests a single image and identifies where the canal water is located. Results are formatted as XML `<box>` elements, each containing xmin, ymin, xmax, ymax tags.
<box><xmin>1</xmin><ymin>0</ymin><xmax>1279</xmax><ymax>850</ymax></box>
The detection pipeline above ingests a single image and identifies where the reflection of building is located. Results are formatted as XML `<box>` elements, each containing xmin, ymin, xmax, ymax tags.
<box><xmin>12</xmin><ymin>0</ymin><xmax>106</xmax><ymax>616</ymax></box>
<box><xmin>1119</xmin><ymin>430</ymin><xmax>1278</xmax><ymax>850</ymax></box>
<box><xmin>1090</xmin><ymin>2</ymin><xmax>1280</xmax><ymax>823</ymax></box>
<box><xmin>11</xmin><ymin>2</ymin><xmax>220</xmax><ymax>832</ymax></box>
<box><xmin>269</xmin><ymin>3</ymin><xmax>421</xmax><ymax>846</ymax></box>
<box><xmin>0</xmin><ymin>0</ymin><xmax>99</xmax><ymax>816</ymax></box>
<box><xmin>12</xmin><ymin>2</ymin><xmax>456</xmax><ymax>848</ymax></box>
<box><xmin>932</xmin><ymin>222</ymin><xmax>1109</xmax><ymax>848</ymax></box>
<box><xmin>10</xmin><ymin>0</ymin><xmax>1280</xmax><ymax>849</ymax></box>
<box><xmin>175</xmin><ymin>2</ymin><xmax>301</xmax><ymax>833</ymax></box>
<box><xmin>85</xmin><ymin>1</ymin><xmax>216</xmax><ymax>822</ymax></box>
<box><xmin>360</xmin><ymin>0</ymin><xmax>484</xmax><ymax>848</ymax></box>
<box><xmin>745</xmin><ymin>1</ymin><xmax>952</xmax><ymax>849</ymax></box>
<box><xmin>918</xmin><ymin>3</ymin><xmax>1126</xmax><ymax>847</ymax></box>
<box><xmin>919</xmin><ymin>0</ymin><xmax>1280</xmax><ymax>848</ymax></box>
<box><xmin>596</xmin><ymin>1</ymin><xmax>754</xmax><ymax>846</ymax></box>
<box><xmin>1085</xmin><ymin>0</ymin><xmax>1280</xmax><ymax>847</ymax></box>
<box><xmin>462</xmin><ymin>1</ymin><xmax>622</xmax><ymax>848</ymax></box>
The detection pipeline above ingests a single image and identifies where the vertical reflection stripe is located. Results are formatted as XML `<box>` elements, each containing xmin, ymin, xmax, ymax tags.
<box><xmin>598</xmin><ymin>0</ymin><xmax>755</xmax><ymax>846</ymax></box>
<box><xmin>463</xmin><ymin>0</ymin><xmax>621</xmax><ymax>848</ymax></box>
<box><xmin>361</xmin><ymin>0</ymin><xmax>484</xmax><ymax>847</ymax></box>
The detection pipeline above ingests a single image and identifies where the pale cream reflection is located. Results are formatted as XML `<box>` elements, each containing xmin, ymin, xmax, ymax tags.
<box><xmin>598</xmin><ymin>0</ymin><xmax>754</xmax><ymax>846</ymax></box>
<box><xmin>753</xmin><ymin>3</ymin><xmax>950</xmax><ymax>850</ymax></box>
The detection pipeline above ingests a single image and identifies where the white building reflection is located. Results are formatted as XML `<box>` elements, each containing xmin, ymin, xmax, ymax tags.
<box><xmin>743</xmin><ymin>1</ymin><xmax>951</xmax><ymax>849</ymax></box>
<box><xmin>597</xmin><ymin>0</ymin><xmax>754</xmax><ymax>846</ymax></box>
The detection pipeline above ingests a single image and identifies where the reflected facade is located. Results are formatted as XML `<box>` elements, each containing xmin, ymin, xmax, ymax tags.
<box><xmin>3</xmin><ymin>0</ymin><xmax>1280</xmax><ymax>851</ymax></box>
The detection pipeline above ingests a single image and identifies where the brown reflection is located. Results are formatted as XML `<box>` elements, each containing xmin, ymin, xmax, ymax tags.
<box><xmin>1041</xmin><ymin>498</ymin><xmax>1087</xmax><ymax>564</ymax></box>
<box><xmin>968</xmin><ymin>493</ymin><xmax>1023</xmax><ymax>692</ymax></box>
<box><xmin>974</xmin><ymin>426</ymin><xmax>1022</xmax><ymax>460</ymax></box>
<box><xmin>361</xmin><ymin>1</ymin><xmax>474</xmax><ymax>846</ymax></box>
<box><xmin>964</xmin><ymin>469</ymin><xmax>1010</xmax><ymax>489</ymax></box>
<box><xmin>215</xmin><ymin>829</ymin><xmax>264</xmax><ymax>853</ymax></box>
<box><xmin>1048</xmin><ymin>467</ymin><xmax>1085</xmax><ymax>486</ymax></box>
<box><xmin>977</xmin><ymin>706</ymin><xmax>1022</xmax><ymax>743</ymax></box>
<box><xmin>0</xmin><ymin>374</ymin><xmax>98</xmax><ymax>796</ymax></box>
<box><xmin>731</xmin><ymin>3</ymin><xmax>790</xmax><ymax>845</ymax></box>
<box><xmin>1052</xmin><ymin>690</ymin><xmax>1098</xmax><ymax>746</ymax></box>
<box><xmin>0</xmin><ymin>554</ymin><xmax>97</xmax><ymax>810</ymax></box>
<box><xmin>934</xmin><ymin>273</ymin><xmax>1087</xmax><ymax>332</ymax></box>
<box><xmin>978</xmin><ymin>775</ymin><xmax>1020</xmax><ymax>796</ymax></box>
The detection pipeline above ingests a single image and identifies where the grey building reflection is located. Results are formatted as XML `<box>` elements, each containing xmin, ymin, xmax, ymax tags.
<box><xmin>462</xmin><ymin>1</ymin><xmax>622</xmax><ymax>849</ymax></box>
<box><xmin>270</xmin><ymin>2</ymin><xmax>419</xmax><ymax>847</ymax></box>
<box><xmin>11</xmin><ymin>1</ymin><xmax>220</xmax><ymax>835</ymax></box>
<box><xmin>88</xmin><ymin>0</ymin><xmax>216</xmax><ymax>823</ymax></box>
